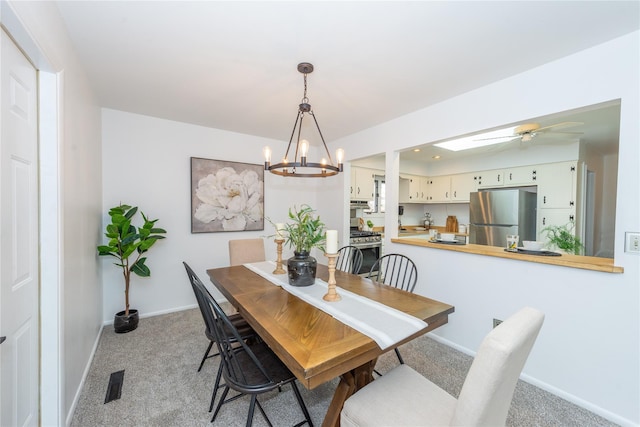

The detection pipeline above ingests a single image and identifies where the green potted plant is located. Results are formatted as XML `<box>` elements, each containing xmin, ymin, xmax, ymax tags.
<box><xmin>542</xmin><ymin>223</ymin><xmax>584</xmax><ymax>255</ymax></box>
<box><xmin>282</xmin><ymin>205</ymin><xmax>326</xmax><ymax>286</ymax></box>
<box><xmin>97</xmin><ymin>204</ymin><xmax>166</xmax><ymax>333</ymax></box>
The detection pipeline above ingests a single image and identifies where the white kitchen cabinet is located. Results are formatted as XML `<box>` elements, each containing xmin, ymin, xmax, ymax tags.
<box><xmin>504</xmin><ymin>165</ymin><xmax>539</xmax><ymax>186</ymax></box>
<box><xmin>537</xmin><ymin>161</ymin><xmax>577</xmax><ymax>209</ymax></box>
<box><xmin>351</xmin><ymin>166</ymin><xmax>376</xmax><ymax>201</ymax></box>
<box><xmin>424</xmin><ymin>176</ymin><xmax>449</xmax><ymax>202</ymax></box>
<box><xmin>399</xmin><ymin>176</ymin><xmax>411</xmax><ymax>203</ymax></box>
<box><xmin>402</xmin><ymin>174</ymin><xmax>429</xmax><ymax>202</ymax></box>
<box><xmin>475</xmin><ymin>169</ymin><xmax>504</xmax><ymax>188</ymax></box>
<box><xmin>537</xmin><ymin>209</ymin><xmax>576</xmax><ymax>242</ymax></box>
<box><xmin>449</xmin><ymin>173</ymin><xmax>477</xmax><ymax>202</ymax></box>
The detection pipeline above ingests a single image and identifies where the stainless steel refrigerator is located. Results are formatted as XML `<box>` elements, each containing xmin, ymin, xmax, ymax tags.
<box><xmin>469</xmin><ymin>189</ymin><xmax>537</xmax><ymax>247</ymax></box>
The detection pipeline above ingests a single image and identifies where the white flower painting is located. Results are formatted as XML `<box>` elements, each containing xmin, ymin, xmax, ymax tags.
<box><xmin>191</xmin><ymin>158</ymin><xmax>264</xmax><ymax>232</ymax></box>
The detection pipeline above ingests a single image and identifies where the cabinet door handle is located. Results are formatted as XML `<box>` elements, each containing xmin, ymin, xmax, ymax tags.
<box><xmin>497</xmin><ymin>174</ymin><xmax>501</xmax><ymax>182</ymax></box>
<box><xmin>509</xmin><ymin>173</ymin><xmax>513</xmax><ymax>180</ymax></box>
<box><xmin>0</xmin><ymin>336</ymin><xmax>5</xmax><ymax>345</ymax></box>
<box><xmin>454</xmin><ymin>191</ymin><xmax>457</xmax><ymax>197</ymax></box>
<box><xmin>446</xmin><ymin>191</ymin><xmax>449</xmax><ymax>198</ymax></box>
<box><xmin>543</xmin><ymin>217</ymin><xmax>546</xmax><ymax>225</ymax></box>
<box><xmin>543</xmin><ymin>196</ymin><xmax>546</xmax><ymax>204</ymax></box>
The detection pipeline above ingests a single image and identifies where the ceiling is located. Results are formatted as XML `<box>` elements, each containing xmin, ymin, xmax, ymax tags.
<box><xmin>400</xmin><ymin>99</ymin><xmax>622</xmax><ymax>164</ymax></box>
<box><xmin>55</xmin><ymin>1</ymin><xmax>638</xmax><ymax>150</ymax></box>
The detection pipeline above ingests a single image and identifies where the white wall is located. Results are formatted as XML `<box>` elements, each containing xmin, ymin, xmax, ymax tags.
<box><xmin>3</xmin><ymin>1</ymin><xmax>104</xmax><ymax>424</ymax></box>
<box><xmin>332</xmin><ymin>32</ymin><xmax>640</xmax><ymax>425</ymax></box>
<box><xmin>101</xmin><ymin>109</ymin><xmax>346</xmax><ymax>320</ymax></box>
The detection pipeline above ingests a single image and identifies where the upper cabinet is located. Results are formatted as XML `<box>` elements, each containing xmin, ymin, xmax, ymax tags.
<box><xmin>504</xmin><ymin>165</ymin><xmax>539</xmax><ymax>185</ymax></box>
<box><xmin>400</xmin><ymin>172</ymin><xmax>477</xmax><ymax>203</ymax></box>
<box><xmin>475</xmin><ymin>169</ymin><xmax>504</xmax><ymax>188</ymax></box>
<box><xmin>449</xmin><ymin>173</ymin><xmax>477</xmax><ymax>202</ymax></box>
<box><xmin>350</xmin><ymin>166</ymin><xmax>376</xmax><ymax>201</ymax></box>
<box><xmin>475</xmin><ymin>166</ymin><xmax>539</xmax><ymax>188</ymax></box>
<box><xmin>399</xmin><ymin>161</ymin><xmax>576</xmax><ymax>206</ymax></box>
<box><xmin>537</xmin><ymin>161</ymin><xmax>577</xmax><ymax>209</ymax></box>
<box><xmin>399</xmin><ymin>174</ymin><xmax>427</xmax><ymax>202</ymax></box>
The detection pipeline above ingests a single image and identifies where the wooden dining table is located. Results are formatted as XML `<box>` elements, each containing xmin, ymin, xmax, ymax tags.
<box><xmin>207</xmin><ymin>263</ymin><xmax>455</xmax><ymax>427</ymax></box>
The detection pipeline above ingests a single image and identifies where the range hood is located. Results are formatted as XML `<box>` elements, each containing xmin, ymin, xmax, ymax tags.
<box><xmin>349</xmin><ymin>200</ymin><xmax>370</xmax><ymax>208</ymax></box>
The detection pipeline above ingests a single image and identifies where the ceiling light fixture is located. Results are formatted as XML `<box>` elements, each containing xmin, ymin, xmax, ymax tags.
<box><xmin>263</xmin><ymin>62</ymin><xmax>344</xmax><ymax>178</ymax></box>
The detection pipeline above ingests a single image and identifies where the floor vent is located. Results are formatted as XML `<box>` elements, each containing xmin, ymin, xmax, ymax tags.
<box><xmin>104</xmin><ymin>370</ymin><xmax>125</xmax><ymax>403</ymax></box>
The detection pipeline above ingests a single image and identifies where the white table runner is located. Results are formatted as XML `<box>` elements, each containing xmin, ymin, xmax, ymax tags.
<box><xmin>243</xmin><ymin>261</ymin><xmax>428</xmax><ymax>350</ymax></box>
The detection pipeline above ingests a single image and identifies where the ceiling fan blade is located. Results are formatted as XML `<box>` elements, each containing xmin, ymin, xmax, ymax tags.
<box><xmin>472</xmin><ymin>135</ymin><xmax>519</xmax><ymax>142</ymax></box>
<box><xmin>536</xmin><ymin>121</ymin><xmax>583</xmax><ymax>132</ymax></box>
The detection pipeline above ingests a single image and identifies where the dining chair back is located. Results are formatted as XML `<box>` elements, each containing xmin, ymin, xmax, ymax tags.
<box><xmin>368</xmin><ymin>253</ymin><xmax>417</xmax><ymax>292</ymax></box>
<box><xmin>200</xmin><ymin>276</ymin><xmax>314</xmax><ymax>426</ymax></box>
<box><xmin>341</xmin><ymin>307</ymin><xmax>545</xmax><ymax>427</ymax></box>
<box><xmin>336</xmin><ymin>246</ymin><xmax>364</xmax><ymax>275</ymax></box>
<box><xmin>183</xmin><ymin>262</ymin><xmax>256</xmax><ymax>412</ymax></box>
<box><xmin>228</xmin><ymin>238</ymin><xmax>266</xmax><ymax>266</ymax></box>
<box><xmin>368</xmin><ymin>253</ymin><xmax>418</xmax><ymax>367</ymax></box>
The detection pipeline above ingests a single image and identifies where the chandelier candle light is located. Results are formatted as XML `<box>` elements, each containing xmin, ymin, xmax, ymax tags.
<box><xmin>263</xmin><ymin>62</ymin><xmax>344</xmax><ymax>178</ymax></box>
<box><xmin>273</xmin><ymin>223</ymin><xmax>286</xmax><ymax>274</ymax></box>
<box><xmin>323</xmin><ymin>230</ymin><xmax>341</xmax><ymax>302</ymax></box>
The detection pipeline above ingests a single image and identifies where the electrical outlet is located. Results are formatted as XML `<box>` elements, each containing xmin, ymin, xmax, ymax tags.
<box><xmin>626</xmin><ymin>232</ymin><xmax>640</xmax><ymax>254</ymax></box>
<box><xmin>493</xmin><ymin>318</ymin><xmax>503</xmax><ymax>328</ymax></box>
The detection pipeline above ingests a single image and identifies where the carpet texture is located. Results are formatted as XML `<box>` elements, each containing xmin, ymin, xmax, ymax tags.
<box><xmin>71</xmin><ymin>307</ymin><xmax>618</xmax><ymax>426</ymax></box>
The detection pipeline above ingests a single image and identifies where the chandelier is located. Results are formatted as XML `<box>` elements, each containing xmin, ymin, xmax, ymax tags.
<box><xmin>263</xmin><ymin>62</ymin><xmax>344</xmax><ymax>178</ymax></box>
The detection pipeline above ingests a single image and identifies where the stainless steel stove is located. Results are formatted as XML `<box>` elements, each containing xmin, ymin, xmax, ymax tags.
<box><xmin>349</xmin><ymin>229</ymin><xmax>382</xmax><ymax>275</ymax></box>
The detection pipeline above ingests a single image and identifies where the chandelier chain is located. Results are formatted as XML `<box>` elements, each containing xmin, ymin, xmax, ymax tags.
<box><xmin>302</xmin><ymin>73</ymin><xmax>309</xmax><ymax>104</ymax></box>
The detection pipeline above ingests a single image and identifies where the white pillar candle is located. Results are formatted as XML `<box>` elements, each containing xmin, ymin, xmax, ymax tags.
<box><xmin>326</xmin><ymin>230</ymin><xmax>338</xmax><ymax>254</ymax></box>
<box><xmin>275</xmin><ymin>223</ymin><xmax>285</xmax><ymax>239</ymax></box>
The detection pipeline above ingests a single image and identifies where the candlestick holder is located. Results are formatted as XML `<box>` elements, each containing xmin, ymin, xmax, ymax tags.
<box><xmin>273</xmin><ymin>238</ymin><xmax>286</xmax><ymax>274</ymax></box>
<box><xmin>323</xmin><ymin>253</ymin><xmax>341</xmax><ymax>302</ymax></box>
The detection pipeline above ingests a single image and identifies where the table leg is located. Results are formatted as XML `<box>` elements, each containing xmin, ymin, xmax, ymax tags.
<box><xmin>322</xmin><ymin>359</ymin><xmax>377</xmax><ymax>427</ymax></box>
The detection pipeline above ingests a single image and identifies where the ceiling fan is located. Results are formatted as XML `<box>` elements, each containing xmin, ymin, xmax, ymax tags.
<box><xmin>474</xmin><ymin>121</ymin><xmax>584</xmax><ymax>143</ymax></box>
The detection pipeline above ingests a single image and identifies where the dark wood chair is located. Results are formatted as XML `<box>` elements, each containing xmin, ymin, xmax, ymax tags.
<box><xmin>368</xmin><ymin>254</ymin><xmax>418</xmax><ymax>366</ymax></box>
<box><xmin>336</xmin><ymin>245</ymin><xmax>364</xmax><ymax>275</ymax></box>
<box><xmin>192</xmin><ymin>273</ymin><xmax>314</xmax><ymax>426</ymax></box>
<box><xmin>183</xmin><ymin>262</ymin><xmax>257</xmax><ymax>412</ymax></box>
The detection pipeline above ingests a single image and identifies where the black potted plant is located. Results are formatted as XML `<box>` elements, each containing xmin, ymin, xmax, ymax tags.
<box><xmin>97</xmin><ymin>204</ymin><xmax>166</xmax><ymax>333</ymax></box>
<box><xmin>282</xmin><ymin>205</ymin><xmax>326</xmax><ymax>287</ymax></box>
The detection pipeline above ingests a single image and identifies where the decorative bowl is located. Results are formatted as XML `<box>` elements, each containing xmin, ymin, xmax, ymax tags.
<box><xmin>522</xmin><ymin>241</ymin><xmax>545</xmax><ymax>251</ymax></box>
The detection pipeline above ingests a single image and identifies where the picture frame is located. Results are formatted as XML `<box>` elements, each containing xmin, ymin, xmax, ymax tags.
<box><xmin>190</xmin><ymin>157</ymin><xmax>264</xmax><ymax>233</ymax></box>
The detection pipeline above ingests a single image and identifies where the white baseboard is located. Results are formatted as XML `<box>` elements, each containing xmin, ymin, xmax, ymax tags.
<box><xmin>102</xmin><ymin>303</ymin><xmax>198</xmax><ymax>326</ymax></box>
<box><xmin>427</xmin><ymin>332</ymin><xmax>638</xmax><ymax>427</ymax></box>
<box><xmin>65</xmin><ymin>324</ymin><xmax>104</xmax><ymax>426</ymax></box>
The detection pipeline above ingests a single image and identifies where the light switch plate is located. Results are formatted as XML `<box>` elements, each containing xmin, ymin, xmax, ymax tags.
<box><xmin>625</xmin><ymin>232</ymin><xmax>640</xmax><ymax>254</ymax></box>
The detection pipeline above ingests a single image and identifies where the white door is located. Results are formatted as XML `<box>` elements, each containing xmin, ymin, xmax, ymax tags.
<box><xmin>0</xmin><ymin>28</ymin><xmax>40</xmax><ymax>427</ymax></box>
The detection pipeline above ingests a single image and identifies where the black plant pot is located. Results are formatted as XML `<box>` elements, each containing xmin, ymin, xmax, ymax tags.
<box><xmin>114</xmin><ymin>309</ymin><xmax>139</xmax><ymax>333</ymax></box>
<box><xmin>287</xmin><ymin>251</ymin><xmax>317</xmax><ymax>287</ymax></box>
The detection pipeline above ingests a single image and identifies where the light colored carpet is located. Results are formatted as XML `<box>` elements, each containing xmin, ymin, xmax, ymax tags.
<box><xmin>71</xmin><ymin>307</ymin><xmax>618</xmax><ymax>426</ymax></box>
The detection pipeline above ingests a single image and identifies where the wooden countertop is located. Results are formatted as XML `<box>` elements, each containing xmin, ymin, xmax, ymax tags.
<box><xmin>392</xmin><ymin>236</ymin><xmax>624</xmax><ymax>274</ymax></box>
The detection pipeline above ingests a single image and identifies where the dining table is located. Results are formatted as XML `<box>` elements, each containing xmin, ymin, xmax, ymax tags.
<box><xmin>207</xmin><ymin>262</ymin><xmax>455</xmax><ymax>427</ymax></box>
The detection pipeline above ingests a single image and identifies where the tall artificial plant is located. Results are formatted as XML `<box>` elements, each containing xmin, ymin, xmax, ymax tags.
<box><xmin>97</xmin><ymin>204</ymin><xmax>166</xmax><ymax>315</ymax></box>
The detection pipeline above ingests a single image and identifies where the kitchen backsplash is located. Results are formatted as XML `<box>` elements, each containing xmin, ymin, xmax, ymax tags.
<box><xmin>360</xmin><ymin>203</ymin><xmax>470</xmax><ymax>229</ymax></box>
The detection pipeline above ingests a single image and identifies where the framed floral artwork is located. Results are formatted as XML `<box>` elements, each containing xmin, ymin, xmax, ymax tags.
<box><xmin>190</xmin><ymin>157</ymin><xmax>264</xmax><ymax>233</ymax></box>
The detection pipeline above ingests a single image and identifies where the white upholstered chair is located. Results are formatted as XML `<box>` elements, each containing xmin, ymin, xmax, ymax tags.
<box><xmin>228</xmin><ymin>238</ymin><xmax>266</xmax><ymax>266</ymax></box>
<box><xmin>341</xmin><ymin>307</ymin><xmax>544</xmax><ymax>427</ymax></box>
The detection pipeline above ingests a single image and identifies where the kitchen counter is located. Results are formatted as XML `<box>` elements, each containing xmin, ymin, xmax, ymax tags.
<box><xmin>392</xmin><ymin>236</ymin><xmax>624</xmax><ymax>274</ymax></box>
<box><xmin>397</xmin><ymin>225</ymin><xmax>464</xmax><ymax>235</ymax></box>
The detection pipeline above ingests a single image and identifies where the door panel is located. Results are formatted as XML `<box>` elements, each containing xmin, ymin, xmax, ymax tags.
<box><xmin>1</xmin><ymin>28</ymin><xmax>39</xmax><ymax>427</ymax></box>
